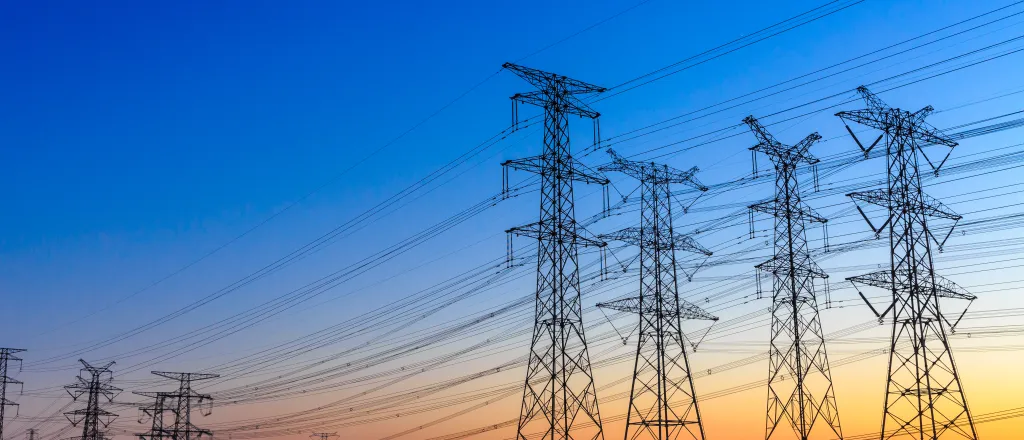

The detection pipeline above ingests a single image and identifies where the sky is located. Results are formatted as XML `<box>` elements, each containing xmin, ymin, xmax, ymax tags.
<box><xmin>2</xmin><ymin>0</ymin><xmax>1024</xmax><ymax>439</ymax></box>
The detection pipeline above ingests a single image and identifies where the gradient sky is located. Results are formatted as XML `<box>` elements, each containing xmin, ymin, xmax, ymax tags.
<box><xmin>2</xmin><ymin>1</ymin><xmax>1024</xmax><ymax>440</ymax></box>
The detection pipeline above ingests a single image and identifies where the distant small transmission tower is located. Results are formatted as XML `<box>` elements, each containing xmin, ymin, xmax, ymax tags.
<box><xmin>1</xmin><ymin>348</ymin><xmax>26</xmax><ymax>440</ymax></box>
<box><xmin>501</xmin><ymin>62</ymin><xmax>609</xmax><ymax>440</ymax></box>
<box><xmin>137</xmin><ymin>372</ymin><xmax>219</xmax><ymax>440</ymax></box>
<box><xmin>837</xmin><ymin>86</ymin><xmax>977</xmax><ymax>440</ymax></box>
<box><xmin>596</xmin><ymin>149</ymin><xmax>716</xmax><ymax>440</ymax></box>
<box><xmin>64</xmin><ymin>360</ymin><xmax>121</xmax><ymax>440</ymax></box>
<box><xmin>744</xmin><ymin>116</ymin><xmax>842</xmax><ymax>440</ymax></box>
<box><xmin>309</xmin><ymin>433</ymin><xmax>338</xmax><ymax>440</ymax></box>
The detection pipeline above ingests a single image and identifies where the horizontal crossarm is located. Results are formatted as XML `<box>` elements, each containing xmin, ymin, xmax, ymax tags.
<box><xmin>600</xmin><ymin>227</ymin><xmax>712</xmax><ymax>255</ymax></box>
<box><xmin>847</xmin><ymin>270</ymin><xmax>976</xmax><ymax>300</ymax></box>
<box><xmin>848</xmin><ymin>189</ymin><xmax>961</xmax><ymax>220</ymax></box>
<box><xmin>508</xmin><ymin>221</ymin><xmax>607</xmax><ymax>248</ymax></box>
<box><xmin>600</xmin><ymin>148</ymin><xmax>708</xmax><ymax>190</ymax></box>
<box><xmin>503</xmin><ymin>154</ymin><xmax>609</xmax><ymax>185</ymax></box>
<box><xmin>597</xmin><ymin>296</ymin><xmax>718</xmax><ymax>321</ymax></box>
<box><xmin>750</xmin><ymin>199</ymin><xmax>827</xmax><ymax>223</ymax></box>
<box><xmin>503</xmin><ymin>62</ymin><xmax>606</xmax><ymax>95</ymax></box>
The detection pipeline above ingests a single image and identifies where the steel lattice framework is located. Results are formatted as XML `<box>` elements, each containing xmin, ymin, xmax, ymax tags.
<box><xmin>64</xmin><ymin>360</ymin><xmax>121</xmax><ymax>440</ymax></box>
<box><xmin>1</xmin><ymin>348</ymin><xmax>26</xmax><ymax>440</ymax></box>
<box><xmin>837</xmin><ymin>87</ymin><xmax>977</xmax><ymax>440</ymax></box>
<box><xmin>596</xmin><ymin>149</ymin><xmax>716</xmax><ymax>440</ymax></box>
<box><xmin>136</xmin><ymin>390</ymin><xmax>171</xmax><ymax>440</ymax></box>
<box><xmin>744</xmin><ymin>116</ymin><xmax>843</xmax><ymax>440</ymax></box>
<box><xmin>136</xmin><ymin>372</ymin><xmax>218</xmax><ymax>440</ymax></box>
<box><xmin>501</xmin><ymin>62</ymin><xmax>609</xmax><ymax>440</ymax></box>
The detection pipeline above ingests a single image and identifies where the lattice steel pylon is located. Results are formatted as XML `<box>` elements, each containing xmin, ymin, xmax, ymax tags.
<box><xmin>836</xmin><ymin>86</ymin><xmax>977</xmax><ymax>440</ymax></box>
<box><xmin>1</xmin><ymin>348</ymin><xmax>26</xmax><ymax>440</ymax></box>
<box><xmin>744</xmin><ymin>116</ymin><xmax>843</xmax><ymax>440</ymax></box>
<box><xmin>64</xmin><ymin>360</ymin><xmax>121</xmax><ymax>440</ymax></box>
<box><xmin>596</xmin><ymin>149</ymin><xmax>716</xmax><ymax>440</ymax></box>
<box><xmin>136</xmin><ymin>390</ymin><xmax>172</xmax><ymax>440</ymax></box>
<box><xmin>136</xmin><ymin>372</ymin><xmax>219</xmax><ymax>440</ymax></box>
<box><xmin>501</xmin><ymin>62</ymin><xmax>609</xmax><ymax>440</ymax></box>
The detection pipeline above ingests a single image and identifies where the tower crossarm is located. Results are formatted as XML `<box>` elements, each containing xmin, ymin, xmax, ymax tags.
<box><xmin>507</xmin><ymin>221</ymin><xmax>607</xmax><ymax>248</ymax></box>
<box><xmin>914</xmin><ymin>119</ymin><xmax>959</xmax><ymax>148</ymax></box>
<box><xmin>503</xmin><ymin>62</ymin><xmax>606</xmax><ymax>96</ymax></box>
<box><xmin>744</xmin><ymin>116</ymin><xmax>821</xmax><ymax>166</ymax></box>
<box><xmin>64</xmin><ymin>408</ymin><xmax>119</xmax><ymax>427</ymax></box>
<box><xmin>847</xmin><ymin>270</ymin><xmax>976</xmax><ymax>301</ymax></box>
<box><xmin>600</xmin><ymin>227</ymin><xmax>712</xmax><ymax>255</ymax></box>
<box><xmin>849</xmin><ymin>189</ymin><xmax>961</xmax><ymax>220</ymax></box>
<box><xmin>749</xmin><ymin>199</ymin><xmax>827</xmax><ymax>223</ymax></box>
<box><xmin>504</xmin><ymin>63</ymin><xmax>604</xmax><ymax>120</ymax></box>
<box><xmin>512</xmin><ymin>90</ymin><xmax>601</xmax><ymax>119</ymax></box>
<box><xmin>928</xmin><ymin>273</ymin><xmax>977</xmax><ymax>300</ymax></box>
<box><xmin>599</xmin><ymin>148</ymin><xmax>708</xmax><ymax>190</ymax></box>
<box><xmin>151</xmin><ymin>372</ymin><xmax>220</xmax><ymax>382</ymax></box>
<box><xmin>503</xmin><ymin>154</ymin><xmax>609</xmax><ymax>185</ymax></box>
<box><xmin>672</xmin><ymin>233</ymin><xmax>713</xmax><ymax>256</ymax></box>
<box><xmin>755</xmin><ymin>256</ymin><xmax>827</xmax><ymax>279</ymax></box>
<box><xmin>834</xmin><ymin>108</ymin><xmax>891</xmax><ymax>132</ymax></box>
<box><xmin>597</xmin><ymin>296</ymin><xmax>718</xmax><ymax>321</ymax></box>
<box><xmin>837</xmin><ymin>86</ymin><xmax>959</xmax><ymax>148</ymax></box>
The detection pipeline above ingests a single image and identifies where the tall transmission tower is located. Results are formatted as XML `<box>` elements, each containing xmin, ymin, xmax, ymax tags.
<box><xmin>64</xmin><ymin>360</ymin><xmax>121</xmax><ymax>440</ymax></box>
<box><xmin>596</xmin><ymin>149</ymin><xmax>716</xmax><ymax>440</ymax></box>
<box><xmin>744</xmin><ymin>116</ymin><xmax>843</xmax><ymax>440</ymax></box>
<box><xmin>1</xmin><ymin>349</ymin><xmax>26</xmax><ymax>440</ymax></box>
<box><xmin>309</xmin><ymin>433</ymin><xmax>338</xmax><ymax>440</ymax></box>
<box><xmin>837</xmin><ymin>86</ymin><xmax>977</xmax><ymax>440</ymax></box>
<box><xmin>501</xmin><ymin>62</ymin><xmax>609</xmax><ymax>440</ymax></box>
<box><xmin>26</xmin><ymin>429</ymin><xmax>35</xmax><ymax>440</ymax></box>
<box><xmin>137</xmin><ymin>372</ymin><xmax>219</xmax><ymax>440</ymax></box>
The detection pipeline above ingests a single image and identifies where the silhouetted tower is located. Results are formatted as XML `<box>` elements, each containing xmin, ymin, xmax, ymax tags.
<box><xmin>501</xmin><ymin>62</ymin><xmax>609</xmax><ymax>440</ymax></box>
<box><xmin>309</xmin><ymin>433</ymin><xmax>338</xmax><ymax>440</ymax></box>
<box><xmin>142</xmin><ymin>372</ymin><xmax>219</xmax><ymax>440</ymax></box>
<box><xmin>744</xmin><ymin>116</ymin><xmax>842</xmax><ymax>440</ymax></box>
<box><xmin>0</xmin><ymin>349</ymin><xmax>25</xmax><ymax>440</ymax></box>
<box><xmin>837</xmin><ymin>87</ymin><xmax>977</xmax><ymax>440</ymax></box>
<box><xmin>64</xmin><ymin>360</ymin><xmax>121</xmax><ymax>440</ymax></box>
<box><xmin>26</xmin><ymin>429</ymin><xmax>35</xmax><ymax>440</ymax></box>
<box><xmin>136</xmin><ymin>391</ymin><xmax>172</xmax><ymax>440</ymax></box>
<box><xmin>596</xmin><ymin>149</ymin><xmax>716</xmax><ymax>440</ymax></box>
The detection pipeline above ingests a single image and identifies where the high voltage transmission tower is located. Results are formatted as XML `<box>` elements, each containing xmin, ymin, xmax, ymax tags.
<box><xmin>1</xmin><ymin>348</ymin><xmax>26</xmax><ymax>440</ymax></box>
<box><xmin>309</xmin><ymin>432</ymin><xmax>338</xmax><ymax>440</ymax></box>
<box><xmin>136</xmin><ymin>372</ymin><xmax>219</xmax><ymax>440</ymax></box>
<box><xmin>596</xmin><ymin>149</ymin><xmax>716</xmax><ymax>440</ymax></box>
<box><xmin>64</xmin><ymin>360</ymin><xmax>121</xmax><ymax>440</ymax></box>
<box><xmin>744</xmin><ymin>116</ymin><xmax>843</xmax><ymax>440</ymax></box>
<box><xmin>26</xmin><ymin>429</ymin><xmax>35</xmax><ymax>440</ymax></box>
<box><xmin>837</xmin><ymin>86</ymin><xmax>977</xmax><ymax>440</ymax></box>
<box><xmin>501</xmin><ymin>62</ymin><xmax>609</xmax><ymax>440</ymax></box>
<box><xmin>137</xmin><ymin>390</ymin><xmax>171</xmax><ymax>440</ymax></box>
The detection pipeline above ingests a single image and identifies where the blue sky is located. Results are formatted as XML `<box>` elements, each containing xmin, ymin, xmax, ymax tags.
<box><xmin>3</xmin><ymin>1</ymin><xmax>1024</xmax><ymax>438</ymax></box>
